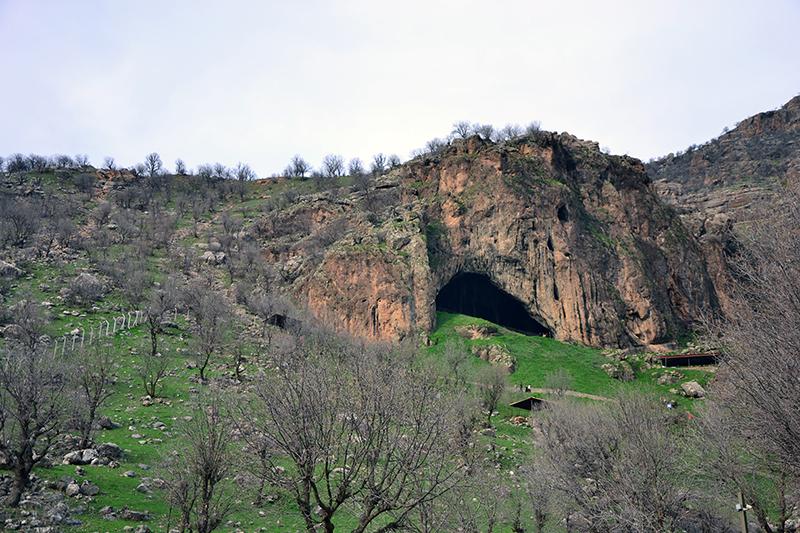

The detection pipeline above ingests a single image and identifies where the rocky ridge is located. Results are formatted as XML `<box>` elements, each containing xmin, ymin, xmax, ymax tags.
<box><xmin>255</xmin><ymin>132</ymin><xmax>718</xmax><ymax>348</ymax></box>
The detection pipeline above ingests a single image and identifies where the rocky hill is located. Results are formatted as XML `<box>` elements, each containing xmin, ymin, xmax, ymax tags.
<box><xmin>647</xmin><ymin>94</ymin><xmax>800</xmax><ymax>309</ymax></box>
<box><xmin>257</xmin><ymin>133</ymin><xmax>718</xmax><ymax>348</ymax></box>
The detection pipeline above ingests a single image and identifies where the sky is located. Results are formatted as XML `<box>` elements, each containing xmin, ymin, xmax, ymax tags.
<box><xmin>1</xmin><ymin>0</ymin><xmax>799</xmax><ymax>177</ymax></box>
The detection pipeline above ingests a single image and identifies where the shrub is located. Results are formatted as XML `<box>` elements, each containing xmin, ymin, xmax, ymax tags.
<box><xmin>65</xmin><ymin>273</ymin><xmax>105</xmax><ymax>307</ymax></box>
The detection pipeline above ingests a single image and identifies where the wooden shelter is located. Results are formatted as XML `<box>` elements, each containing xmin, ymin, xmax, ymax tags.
<box><xmin>509</xmin><ymin>396</ymin><xmax>549</xmax><ymax>411</ymax></box>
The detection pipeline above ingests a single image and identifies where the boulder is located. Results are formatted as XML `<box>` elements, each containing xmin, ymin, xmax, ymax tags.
<box><xmin>0</xmin><ymin>260</ymin><xmax>22</xmax><ymax>279</ymax></box>
<box><xmin>455</xmin><ymin>324</ymin><xmax>499</xmax><ymax>340</ymax></box>
<box><xmin>657</xmin><ymin>370</ymin><xmax>683</xmax><ymax>385</ymax></box>
<box><xmin>97</xmin><ymin>416</ymin><xmax>121</xmax><ymax>430</ymax></box>
<box><xmin>65</xmin><ymin>483</ymin><xmax>81</xmax><ymax>497</ymax></box>
<box><xmin>681</xmin><ymin>381</ymin><xmax>706</xmax><ymax>398</ymax></box>
<box><xmin>79</xmin><ymin>481</ymin><xmax>100</xmax><ymax>496</ymax></box>
<box><xmin>96</xmin><ymin>442</ymin><xmax>123</xmax><ymax>460</ymax></box>
<box><xmin>471</xmin><ymin>344</ymin><xmax>515</xmax><ymax>372</ymax></box>
<box><xmin>63</xmin><ymin>449</ymin><xmax>98</xmax><ymax>465</ymax></box>
<box><xmin>601</xmin><ymin>361</ymin><xmax>635</xmax><ymax>382</ymax></box>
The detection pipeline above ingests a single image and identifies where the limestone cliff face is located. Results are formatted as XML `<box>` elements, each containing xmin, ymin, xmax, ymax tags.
<box><xmin>648</xmin><ymin>95</ymin><xmax>800</xmax><ymax>311</ymax></box>
<box><xmin>255</xmin><ymin>133</ymin><xmax>718</xmax><ymax>348</ymax></box>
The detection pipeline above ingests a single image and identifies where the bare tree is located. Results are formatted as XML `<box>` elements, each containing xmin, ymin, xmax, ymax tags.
<box><xmin>0</xmin><ymin>303</ymin><xmax>71</xmax><ymax>506</ymax></box>
<box><xmin>0</xmin><ymin>197</ymin><xmax>41</xmax><ymax>247</ymax></box>
<box><xmin>6</xmin><ymin>153</ymin><xmax>29</xmax><ymax>173</ymax></box>
<box><xmin>240</xmin><ymin>336</ymin><xmax>475</xmax><ymax>533</ymax></box>
<box><xmin>387</xmin><ymin>153</ymin><xmax>401</xmax><ymax>169</ymax></box>
<box><xmin>188</xmin><ymin>287</ymin><xmax>230</xmax><ymax>382</ymax></box>
<box><xmin>544</xmin><ymin>368</ymin><xmax>573</xmax><ymax>398</ymax></box>
<box><xmin>140</xmin><ymin>279</ymin><xmax>178</xmax><ymax>397</ymax></box>
<box><xmin>535</xmin><ymin>393</ymin><xmax>704</xmax><ymax>531</ymax></box>
<box><xmin>497</xmin><ymin>124</ymin><xmax>523</xmax><ymax>141</ymax></box>
<box><xmin>285</xmin><ymin>155</ymin><xmax>311</xmax><ymax>178</ymax></box>
<box><xmin>348</xmin><ymin>157</ymin><xmax>364</xmax><ymax>177</ymax></box>
<box><xmin>451</xmin><ymin>121</ymin><xmax>472</xmax><ymax>139</ymax></box>
<box><xmin>709</xmin><ymin>187</ymin><xmax>800</xmax><ymax>478</ymax></box>
<box><xmin>103</xmin><ymin>156</ymin><xmax>116</xmax><ymax>170</ymax></box>
<box><xmin>321</xmin><ymin>154</ymin><xmax>344</xmax><ymax>178</ymax></box>
<box><xmin>695</xmin><ymin>399</ymin><xmax>795</xmax><ymax>532</ymax></box>
<box><xmin>71</xmin><ymin>342</ymin><xmax>115</xmax><ymax>448</ymax></box>
<box><xmin>441</xmin><ymin>339</ymin><xmax>470</xmax><ymax>388</ymax></box>
<box><xmin>370</xmin><ymin>153</ymin><xmax>387</xmax><ymax>175</ymax></box>
<box><xmin>163</xmin><ymin>398</ymin><xmax>238</xmax><ymax>533</ymax></box>
<box><xmin>234</xmin><ymin>162</ymin><xmax>256</xmax><ymax>200</ymax></box>
<box><xmin>74</xmin><ymin>153</ymin><xmax>90</xmax><ymax>167</ymax></box>
<box><xmin>525</xmin><ymin>121</ymin><xmax>542</xmax><ymax>135</ymax></box>
<box><xmin>472</xmin><ymin>123</ymin><xmax>494</xmax><ymax>140</ymax></box>
<box><xmin>175</xmin><ymin>158</ymin><xmax>188</xmax><ymax>175</ymax></box>
<box><xmin>144</xmin><ymin>152</ymin><xmax>163</xmax><ymax>177</ymax></box>
<box><xmin>477</xmin><ymin>365</ymin><xmax>507</xmax><ymax>427</ymax></box>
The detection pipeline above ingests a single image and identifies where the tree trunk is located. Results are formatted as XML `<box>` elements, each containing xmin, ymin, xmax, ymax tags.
<box><xmin>7</xmin><ymin>458</ymin><xmax>32</xmax><ymax>507</ymax></box>
<box><xmin>79</xmin><ymin>404</ymin><xmax>97</xmax><ymax>449</ymax></box>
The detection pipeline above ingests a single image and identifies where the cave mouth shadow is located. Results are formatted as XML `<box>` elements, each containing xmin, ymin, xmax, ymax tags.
<box><xmin>436</xmin><ymin>272</ymin><xmax>551</xmax><ymax>336</ymax></box>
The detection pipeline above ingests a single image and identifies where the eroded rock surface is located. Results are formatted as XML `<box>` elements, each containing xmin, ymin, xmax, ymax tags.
<box><xmin>255</xmin><ymin>133</ymin><xmax>719</xmax><ymax>347</ymax></box>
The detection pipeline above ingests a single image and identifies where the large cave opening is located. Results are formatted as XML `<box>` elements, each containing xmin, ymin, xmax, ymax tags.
<box><xmin>436</xmin><ymin>272</ymin><xmax>551</xmax><ymax>336</ymax></box>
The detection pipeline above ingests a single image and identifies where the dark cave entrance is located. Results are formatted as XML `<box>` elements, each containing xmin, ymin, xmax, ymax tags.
<box><xmin>436</xmin><ymin>272</ymin><xmax>551</xmax><ymax>336</ymax></box>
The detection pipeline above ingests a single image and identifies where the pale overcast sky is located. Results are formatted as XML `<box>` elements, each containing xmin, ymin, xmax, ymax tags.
<box><xmin>1</xmin><ymin>0</ymin><xmax>798</xmax><ymax>176</ymax></box>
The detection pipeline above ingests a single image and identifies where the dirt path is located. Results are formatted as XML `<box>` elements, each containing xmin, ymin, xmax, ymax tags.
<box><xmin>525</xmin><ymin>387</ymin><xmax>615</xmax><ymax>402</ymax></box>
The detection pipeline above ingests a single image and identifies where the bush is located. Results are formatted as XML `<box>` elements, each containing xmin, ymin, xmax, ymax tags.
<box><xmin>65</xmin><ymin>273</ymin><xmax>105</xmax><ymax>307</ymax></box>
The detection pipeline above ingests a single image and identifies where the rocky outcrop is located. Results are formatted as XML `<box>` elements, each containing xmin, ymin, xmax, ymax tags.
<box><xmin>648</xmin><ymin>94</ymin><xmax>800</xmax><ymax>310</ymax></box>
<box><xmin>255</xmin><ymin>132</ymin><xmax>718</xmax><ymax>348</ymax></box>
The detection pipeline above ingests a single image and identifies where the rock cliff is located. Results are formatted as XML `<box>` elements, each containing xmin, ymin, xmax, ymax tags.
<box><xmin>256</xmin><ymin>132</ymin><xmax>718</xmax><ymax>348</ymax></box>
<box><xmin>648</xmin><ymin>94</ymin><xmax>800</xmax><ymax>310</ymax></box>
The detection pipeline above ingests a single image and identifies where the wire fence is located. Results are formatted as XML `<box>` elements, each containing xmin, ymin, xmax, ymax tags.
<box><xmin>50</xmin><ymin>308</ymin><xmax>185</xmax><ymax>357</ymax></box>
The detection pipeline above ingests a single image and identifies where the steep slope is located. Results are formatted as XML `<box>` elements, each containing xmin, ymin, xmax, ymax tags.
<box><xmin>647</xmin><ymin>94</ymin><xmax>800</xmax><ymax>309</ymax></box>
<box><xmin>256</xmin><ymin>133</ymin><xmax>718</xmax><ymax>348</ymax></box>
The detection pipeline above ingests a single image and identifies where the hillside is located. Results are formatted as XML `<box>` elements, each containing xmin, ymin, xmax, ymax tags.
<box><xmin>257</xmin><ymin>132</ymin><xmax>717</xmax><ymax>349</ymax></box>
<box><xmin>0</xmin><ymin>147</ymin><xmax>719</xmax><ymax>530</ymax></box>
<box><xmin>647</xmin><ymin>94</ymin><xmax>800</xmax><ymax>309</ymax></box>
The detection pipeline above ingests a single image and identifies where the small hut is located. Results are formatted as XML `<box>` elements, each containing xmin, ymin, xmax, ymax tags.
<box><xmin>509</xmin><ymin>396</ymin><xmax>549</xmax><ymax>411</ymax></box>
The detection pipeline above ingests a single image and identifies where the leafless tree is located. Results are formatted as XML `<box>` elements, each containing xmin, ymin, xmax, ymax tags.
<box><xmin>321</xmin><ymin>154</ymin><xmax>344</xmax><ymax>178</ymax></box>
<box><xmin>477</xmin><ymin>365</ymin><xmax>507</xmax><ymax>427</ymax></box>
<box><xmin>387</xmin><ymin>153</ymin><xmax>401</xmax><ymax>169</ymax></box>
<box><xmin>451</xmin><ymin>121</ymin><xmax>472</xmax><ymax>139</ymax></box>
<box><xmin>163</xmin><ymin>398</ymin><xmax>238</xmax><ymax>533</ymax></box>
<box><xmin>71</xmin><ymin>342</ymin><xmax>115</xmax><ymax>448</ymax></box>
<box><xmin>103</xmin><ymin>156</ymin><xmax>116</xmax><ymax>170</ymax></box>
<box><xmin>695</xmin><ymin>399</ymin><xmax>795</xmax><ymax>532</ymax></box>
<box><xmin>139</xmin><ymin>279</ymin><xmax>178</xmax><ymax>397</ymax></box>
<box><xmin>234</xmin><ymin>162</ymin><xmax>256</xmax><ymax>200</ymax></box>
<box><xmin>497</xmin><ymin>124</ymin><xmax>523</xmax><ymax>141</ymax></box>
<box><xmin>441</xmin><ymin>339</ymin><xmax>470</xmax><ymax>388</ymax></box>
<box><xmin>709</xmin><ymin>186</ymin><xmax>800</xmax><ymax>478</ymax></box>
<box><xmin>535</xmin><ymin>393</ymin><xmax>704</xmax><ymax>531</ymax></box>
<box><xmin>145</xmin><ymin>152</ymin><xmax>163</xmax><ymax>177</ymax></box>
<box><xmin>188</xmin><ymin>286</ymin><xmax>230</xmax><ymax>382</ymax></box>
<box><xmin>0</xmin><ymin>197</ymin><xmax>40</xmax><ymax>247</ymax></box>
<box><xmin>370</xmin><ymin>153</ymin><xmax>387</xmax><ymax>175</ymax></box>
<box><xmin>544</xmin><ymin>368</ymin><xmax>573</xmax><ymax>398</ymax></box>
<box><xmin>175</xmin><ymin>158</ymin><xmax>188</xmax><ymax>175</ymax></box>
<box><xmin>525</xmin><ymin>121</ymin><xmax>542</xmax><ymax>135</ymax></box>
<box><xmin>348</xmin><ymin>157</ymin><xmax>364</xmax><ymax>177</ymax></box>
<box><xmin>74</xmin><ymin>153</ymin><xmax>90</xmax><ymax>167</ymax></box>
<box><xmin>0</xmin><ymin>303</ymin><xmax>71</xmax><ymax>506</ymax></box>
<box><xmin>6</xmin><ymin>153</ymin><xmax>28</xmax><ymax>173</ymax></box>
<box><xmin>285</xmin><ymin>155</ymin><xmax>311</xmax><ymax>178</ymax></box>
<box><xmin>472</xmin><ymin>123</ymin><xmax>494</xmax><ymax>140</ymax></box>
<box><xmin>239</xmin><ymin>336</ymin><xmax>476</xmax><ymax>533</ymax></box>
<box><xmin>27</xmin><ymin>153</ymin><xmax>48</xmax><ymax>172</ymax></box>
<box><xmin>53</xmin><ymin>154</ymin><xmax>74</xmax><ymax>169</ymax></box>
